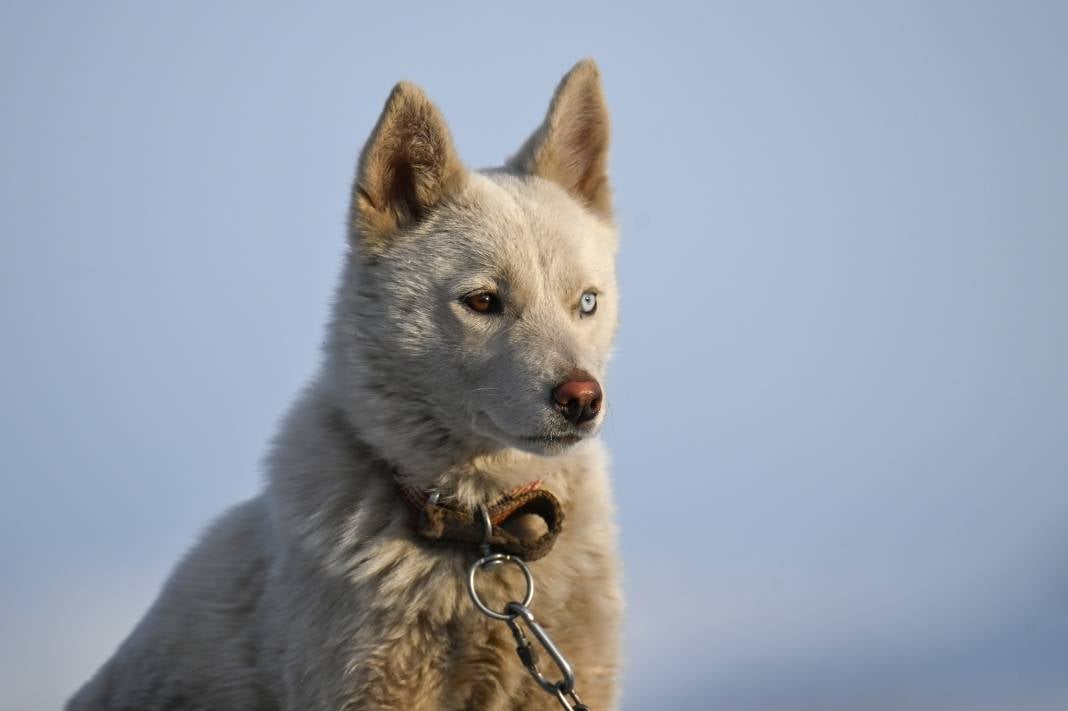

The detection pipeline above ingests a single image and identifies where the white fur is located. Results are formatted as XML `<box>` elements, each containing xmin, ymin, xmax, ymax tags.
<box><xmin>69</xmin><ymin>61</ymin><xmax>622</xmax><ymax>710</ymax></box>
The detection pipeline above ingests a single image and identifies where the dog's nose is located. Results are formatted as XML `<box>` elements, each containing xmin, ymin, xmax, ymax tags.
<box><xmin>552</xmin><ymin>371</ymin><xmax>603</xmax><ymax>425</ymax></box>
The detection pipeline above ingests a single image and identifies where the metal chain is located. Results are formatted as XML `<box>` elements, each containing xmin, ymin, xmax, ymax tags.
<box><xmin>466</xmin><ymin>506</ymin><xmax>591</xmax><ymax>710</ymax></box>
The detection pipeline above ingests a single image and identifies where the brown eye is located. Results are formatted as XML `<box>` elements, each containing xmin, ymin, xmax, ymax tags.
<box><xmin>463</xmin><ymin>292</ymin><xmax>502</xmax><ymax>314</ymax></box>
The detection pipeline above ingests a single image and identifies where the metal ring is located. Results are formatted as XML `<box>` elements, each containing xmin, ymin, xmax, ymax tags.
<box><xmin>466</xmin><ymin>553</ymin><xmax>535</xmax><ymax>621</ymax></box>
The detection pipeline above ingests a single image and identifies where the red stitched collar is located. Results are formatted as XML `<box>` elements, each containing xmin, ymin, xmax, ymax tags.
<box><xmin>395</xmin><ymin>478</ymin><xmax>563</xmax><ymax>561</ymax></box>
<box><xmin>397</xmin><ymin>479</ymin><xmax>544</xmax><ymax>525</ymax></box>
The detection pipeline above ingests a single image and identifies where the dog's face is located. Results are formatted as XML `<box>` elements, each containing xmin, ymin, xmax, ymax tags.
<box><xmin>361</xmin><ymin>174</ymin><xmax>618</xmax><ymax>457</ymax></box>
<box><xmin>333</xmin><ymin>60</ymin><xmax>618</xmax><ymax>470</ymax></box>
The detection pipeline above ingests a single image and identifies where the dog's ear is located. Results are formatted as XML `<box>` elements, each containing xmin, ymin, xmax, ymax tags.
<box><xmin>508</xmin><ymin>59</ymin><xmax>612</xmax><ymax>219</ymax></box>
<box><xmin>350</xmin><ymin>82</ymin><xmax>466</xmax><ymax>251</ymax></box>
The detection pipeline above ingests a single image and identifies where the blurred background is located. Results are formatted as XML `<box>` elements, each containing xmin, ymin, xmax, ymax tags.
<box><xmin>3</xmin><ymin>2</ymin><xmax>1067</xmax><ymax>709</ymax></box>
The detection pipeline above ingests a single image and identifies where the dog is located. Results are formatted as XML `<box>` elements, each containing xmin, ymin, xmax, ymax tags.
<box><xmin>68</xmin><ymin>58</ymin><xmax>623</xmax><ymax>710</ymax></box>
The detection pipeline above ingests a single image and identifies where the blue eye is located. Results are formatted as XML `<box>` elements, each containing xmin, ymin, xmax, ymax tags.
<box><xmin>580</xmin><ymin>291</ymin><xmax>598</xmax><ymax>315</ymax></box>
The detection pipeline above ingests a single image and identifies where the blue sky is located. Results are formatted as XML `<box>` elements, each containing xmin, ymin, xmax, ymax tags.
<box><xmin>2</xmin><ymin>2</ymin><xmax>1067</xmax><ymax>709</ymax></box>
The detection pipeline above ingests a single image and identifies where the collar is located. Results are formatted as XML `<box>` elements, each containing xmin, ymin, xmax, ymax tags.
<box><xmin>396</xmin><ymin>478</ymin><xmax>564</xmax><ymax>561</ymax></box>
<box><xmin>323</xmin><ymin>408</ymin><xmax>565</xmax><ymax>561</ymax></box>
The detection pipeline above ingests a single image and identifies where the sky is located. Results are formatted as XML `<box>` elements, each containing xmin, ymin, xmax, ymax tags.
<box><xmin>2</xmin><ymin>1</ymin><xmax>1067</xmax><ymax>709</ymax></box>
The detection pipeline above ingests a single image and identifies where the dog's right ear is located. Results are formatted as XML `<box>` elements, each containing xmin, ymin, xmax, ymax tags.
<box><xmin>350</xmin><ymin>82</ymin><xmax>466</xmax><ymax>253</ymax></box>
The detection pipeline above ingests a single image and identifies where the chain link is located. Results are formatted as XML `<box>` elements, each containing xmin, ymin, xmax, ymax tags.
<box><xmin>467</xmin><ymin>550</ymin><xmax>591</xmax><ymax>710</ymax></box>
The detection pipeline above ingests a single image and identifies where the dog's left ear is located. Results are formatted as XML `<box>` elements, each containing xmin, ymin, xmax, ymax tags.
<box><xmin>508</xmin><ymin>59</ymin><xmax>612</xmax><ymax>220</ymax></box>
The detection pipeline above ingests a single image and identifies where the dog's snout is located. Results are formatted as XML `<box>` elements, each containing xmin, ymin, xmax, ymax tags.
<box><xmin>552</xmin><ymin>371</ymin><xmax>603</xmax><ymax>425</ymax></box>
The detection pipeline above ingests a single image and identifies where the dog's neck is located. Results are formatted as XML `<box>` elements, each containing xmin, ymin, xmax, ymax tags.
<box><xmin>320</xmin><ymin>386</ymin><xmax>586</xmax><ymax>511</ymax></box>
<box><xmin>265</xmin><ymin>379</ymin><xmax>602</xmax><ymax>575</ymax></box>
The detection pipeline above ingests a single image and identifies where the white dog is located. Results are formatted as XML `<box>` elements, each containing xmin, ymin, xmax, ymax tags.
<box><xmin>69</xmin><ymin>59</ymin><xmax>623</xmax><ymax>710</ymax></box>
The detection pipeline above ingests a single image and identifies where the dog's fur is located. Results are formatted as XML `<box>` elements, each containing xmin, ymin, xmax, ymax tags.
<box><xmin>68</xmin><ymin>59</ymin><xmax>622</xmax><ymax>710</ymax></box>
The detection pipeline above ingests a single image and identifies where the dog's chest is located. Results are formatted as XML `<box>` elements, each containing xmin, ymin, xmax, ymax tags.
<box><xmin>332</xmin><ymin>540</ymin><xmax>583</xmax><ymax>710</ymax></box>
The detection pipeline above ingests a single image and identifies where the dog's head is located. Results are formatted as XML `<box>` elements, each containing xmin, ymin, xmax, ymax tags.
<box><xmin>330</xmin><ymin>60</ymin><xmax>618</xmax><ymax>474</ymax></box>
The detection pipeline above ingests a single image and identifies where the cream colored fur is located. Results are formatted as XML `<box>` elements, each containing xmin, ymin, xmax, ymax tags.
<box><xmin>68</xmin><ymin>59</ymin><xmax>622</xmax><ymax>710</ymax></box>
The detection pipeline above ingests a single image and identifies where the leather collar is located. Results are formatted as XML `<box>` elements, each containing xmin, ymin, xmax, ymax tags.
<box><xmin>396</xmin><ymin>479</ymin><xmax>564</xmax><ymax>561</ymax></box>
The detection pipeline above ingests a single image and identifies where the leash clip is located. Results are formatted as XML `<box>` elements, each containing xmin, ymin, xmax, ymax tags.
<box><xmin>465</xmin><ymin>548</ymin><xmax>590</xmax><ymax>710</ymax></box>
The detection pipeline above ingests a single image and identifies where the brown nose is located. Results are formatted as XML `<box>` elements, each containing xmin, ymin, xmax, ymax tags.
<box><xmin>552</xmin><ymin>371</ymin><xmax>603</xmax><ymax>425</ymax></box>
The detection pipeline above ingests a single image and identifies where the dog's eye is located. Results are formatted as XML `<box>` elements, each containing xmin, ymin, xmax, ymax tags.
<box><xmin>463</xmin><ymin>291</ymin><xmax>502</xmax><ymax>314</ymax></box>
<box><xmin>579</xmin><ymin>291</ymin><xmax>598</xmax><ymax>315</ymax></box>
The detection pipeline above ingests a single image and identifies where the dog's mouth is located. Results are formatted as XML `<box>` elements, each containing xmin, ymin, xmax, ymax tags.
<box><xmin>473</xmin><ymin>412</ymin><xmax>589</xmax><ymax>453</ymax></box>
<box><xmin>523</xmin><ymin>433</ymin><xmax>583</xmax><ymax>447</ymax></box>
<box><xmin>515</xmin><ymin>431</ymin><xmax>586</xmax><ymax>455</ymax></box>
